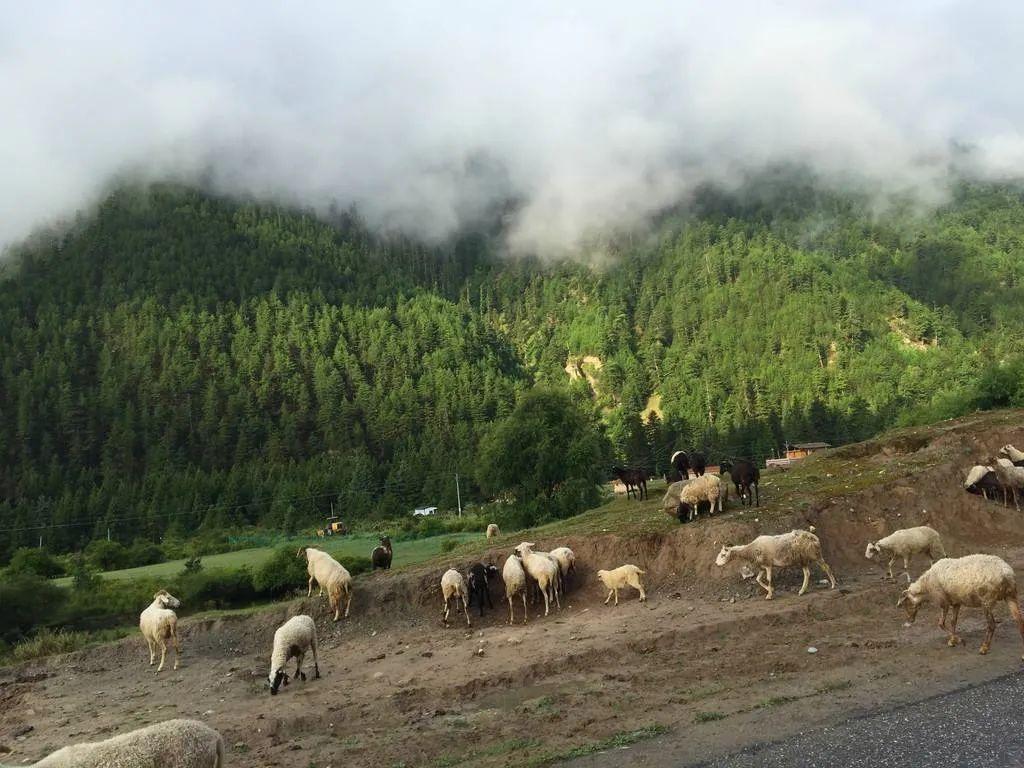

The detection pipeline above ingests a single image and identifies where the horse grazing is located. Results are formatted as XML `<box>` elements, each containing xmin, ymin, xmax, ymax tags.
<box><xmin>612</xmin><ymin>466</ymin><xmax>649</xmax><ymax>500</ymax></box>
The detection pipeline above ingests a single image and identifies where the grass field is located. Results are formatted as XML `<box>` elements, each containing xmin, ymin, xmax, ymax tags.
<box><xmin>52</xmin><ymin>532</ymin><xmax>481</xmax><ymax>586</ymax></box>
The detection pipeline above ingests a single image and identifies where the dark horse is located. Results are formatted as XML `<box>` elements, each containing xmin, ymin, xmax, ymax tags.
<box><xmin>612</xmin><ymin>466</ymin><xmax>649</xmax><ymax>500</ymax></box>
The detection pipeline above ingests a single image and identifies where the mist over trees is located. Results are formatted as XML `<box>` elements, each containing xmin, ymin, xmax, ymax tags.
<box><xmin>2</xmin><ymin>179</ymin><xmax>1024</xmax><ymax>559</ymax></box>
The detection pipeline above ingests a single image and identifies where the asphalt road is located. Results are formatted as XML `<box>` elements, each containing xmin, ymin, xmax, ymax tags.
<box><xmin>699</xmin><ymin>670</ymin><xmax>1024</xmax><ymax>768</ymax></box>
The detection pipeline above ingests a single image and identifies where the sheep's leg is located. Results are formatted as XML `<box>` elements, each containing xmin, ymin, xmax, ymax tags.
<box><xmin>541</xmin><ymin>581</ymin><xmax>551</xmax><ymax>616</ymax></box>
<box><xmin>980</xmin><ymin>609</ymin><xmax>997</xmax><ymax>655</ymax></box>
<box><xmin>507</xmin><ymin>596</ymin><xmax>515</xmax><ymax>625</ymax></box>
<box><xmin>1005</xmin><ymin>598</ymin><xmax>1024</xmax><ymax>660</ymax></box>
<box><xmin>947</xmin><ymin>605</ymin><xmax>962</xmax><ymax>646</ymax></box>
<box><xmin>343</xmin><ymin>587</ymin><xmax>351</xmax><ymax>618</ymax></box>
<box><xmin>819</xmin><ymin>560</ymin><xmax>837</xmax><ymax>589</ymax></box>
<box><xmin>635</xmin><ymin>578</ymin><xmax>647</xmax><ymax>602</ymax></box>
<box><xmin>604</xmin><ymin>588</ymin><xmax>613</xmax><ymax>605</ymax></box>
<box><xmin>307</xmin><ymin>576</ymin><xmax>315</xmax><ymax>598</ymax></box>
<box><xmin>156</xmin><ymin>638</ymin><xmax>167</xmax><ymax>672</ymax></box>
<box><xmin>521</xmin><ymin>592</ymin><xmax>528</xmax><ymax>624</ymax></box>
<box><xmin>755</xmin><ymin>568</ymin><xmax>772</xmax><ymax>599</ymax></box>
<box><xmin>754</xmin><ymin>483</ymin><xmax>759</xmax><ymax>507</ymax></box>
<box><xmin>885</xmin><ymin>556</ymin><xmax>895</xmax><ymax>581</ymax></box>
<box><xmin>443</xmin><ymin>595</ymin><xmax>451</xmax><ymax>624</ymax></box>
<box><xmin>553</xmin><ymin>580</ymin><xmax>561</xmax><ymax>610</ymax></box>
<box><xmin>311</xmin><ymin>636</ymin><xmax>320</xmax><ymax>679</ymax></box>
<box><xmin>613</xmin><ymin>587</ymin><xmax>620</xmax><ymax>606</ymax></box>
<box><xmin>295</xmin><ymin>651</ymin><xmax>306</xmax><ymax>681</ymax></box>
<box><xmin>171</xmin><ymin>627</ymin><xmax>180</xmax><ymax>671</ymax></box>
<box><xmin>798</xmin><ymin>566</ymin><xmax>811</xmax><ymax>596</ymax></box>
<box><xmin>901</xmin><ymin>556</ymin><xmax>911</xmax><ymax>584</ymax></box>
<box><xmin>462</xmin><ymin>593</ymin><xmax>471</xmax><ymax>627</ymax></box>
<box><xmin>146</xmin><ymin>637</ymin><xmax>155</xmax><ymax>666</ymax></box>
<box><xmin>938</xmin><ymin>605</ymin><xmax>949</xmax><ymax>630</ymax></box>
<box><xmin>1015</xmin><ymin>487</ymin><xmax>1021</xmax><ymax>512</ymax></box>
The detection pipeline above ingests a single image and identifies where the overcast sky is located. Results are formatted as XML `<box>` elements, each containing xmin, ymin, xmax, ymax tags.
<box><xmin>2</xmin><ymin>1</ymin><xmax>1023</xmax><ymax>256</ymax></box>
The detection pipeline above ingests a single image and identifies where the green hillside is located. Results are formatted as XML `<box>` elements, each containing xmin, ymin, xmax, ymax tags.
<box><xmin>2</xmin><ymin>178</ymin><xmax>1024</xmax><ymax>557</ymax></box>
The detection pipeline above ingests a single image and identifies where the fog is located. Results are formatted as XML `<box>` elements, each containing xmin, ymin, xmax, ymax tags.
<box><xmin>2</xmin><ymin>2</ymin><xmax>1023</xmax><ymax>256</ymax></box>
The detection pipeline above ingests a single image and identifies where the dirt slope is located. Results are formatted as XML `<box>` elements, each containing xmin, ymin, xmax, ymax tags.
<box><xmin>3</xmin><ymin>410</ymin><xmax>1024</xmax><ymax>767</ymax></box>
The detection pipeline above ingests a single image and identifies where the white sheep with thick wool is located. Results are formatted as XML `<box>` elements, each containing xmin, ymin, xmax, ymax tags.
<box><xmin>298</xmin><ymin>546</ymin><xmax>353</xmax><ymax>621</ymax></box>
<box><xmin>513</xmin><ymin>542</ymin><xmax>561</xmax><ymax>616</ymax></box>
<box><xmin>865</xmin><ymin>525</ymin><xmax>946</xmax><ymax>583</ymax></box>
<box><xmin>29</xmin><ymin>718</ymin><xmax>223</xmax><ymax>767</ymax></box>
<box><xmin>440</xmin><ymin>568</ymin><xmax>471</xmax><ymax>626</ymax></box>
<box><xmin>596</xmin><ymin>564</ymin><xmax>646</xmax><ymax>605</ymax></box>
<box><xmin>139</xmin><ymin>589</ymin><xmax>182</xmax><ymax>672</ymax></box>
<box><xmin>502</xmin><ymin>553</ymin><xmax>528</xmax><ymax>624</ymax></box>
<box><xmin>268</xmin><ymin>614</ymin><xmax>321</xmax><ymax>695</ymax></box>
<box><xmin>898</xmin><ymin>554</ymin><xmax>1024</xmax><ymax>658</ymax></box>
<box><xmin>716</xmin><ymin>529</ymin><xmax>836</xmax><ymax>600</ymax></box>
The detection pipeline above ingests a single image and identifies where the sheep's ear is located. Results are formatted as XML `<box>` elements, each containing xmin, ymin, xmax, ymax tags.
<box><xmin>896</xmin><ymin>591</ymin><xmax>909</xmax><ymax>607</ymax></box>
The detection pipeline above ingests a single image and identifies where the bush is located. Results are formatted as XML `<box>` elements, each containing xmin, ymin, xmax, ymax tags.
<box><xmin>182</xmin><ymin>556</ymin><xmax>203</xmax><ymax>574</ymax></box>
<box><xmin>175</xmin><ymin>568</ymin><xmax>257</xmax><ymax>610</ymax></box>
<box><xmin>125</xmin><ymin>539</ymin><xmax>165</xmax><ymax>568</ymax></box>
<box><xmin>337</xmin><ymin>555</ymin><xmax>372</xmax><ymax>577</ymax></box>
<box><xmin>6</xmin><ymin>547</ymin><xmax>66</xmax><ymax>579</ymax></box>
<box><xmin>70</xmin><ymin>554</ymin><xmax>101</xmax><ymax>592</ymax></box>
<box><xmin>0</xmin><ymin>573</ymin><xmax>66</xmax><ymax>642</ymax></box>
<box><xmin>84</xmin><ymin>540</ymin><xmax>129</xmax><ymax>571</ymax></box>
<box><xmin>440</xmin><ymin>538</ymin><xmax>460</xmax><ymax>553</ymax></box>
<box><xmin>253</xmin><ymin>546</ymin><xmax>309</xmax><ymax>598</ymax></box>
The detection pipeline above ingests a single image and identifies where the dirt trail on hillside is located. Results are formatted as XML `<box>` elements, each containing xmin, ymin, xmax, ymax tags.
<box><xmin>3</xmin><ymin>413</ymin><xmax>1024</xmax><ymax>767</ymax></box>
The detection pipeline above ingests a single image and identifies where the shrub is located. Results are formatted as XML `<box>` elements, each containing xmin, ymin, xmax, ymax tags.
<box><xmin>175</xmin><ymin>568</ymin><xmax>257</xmax><ymax>610</ymax></box>
<box><xmin>84</xmin><ymin>540</ymin><xmax>129</xmax><ymax>571</ymax></box>
<box><xmin>440</xmin><ymin>538</ymin><xmax>460</xmax><ymax>553</ymax></box>
<box><xmin>125</xmin><ymin>539</ymin><xmax>165</xmax><ymax>568</ymax></box>
<box><xmin>0</xmin><ymin>573</ymin><xmax>66</xmax><ymax>642</ymax></box>
<box><xmin>253</xmin><ymin>546</ymin><xmax>309</xmax><ymax>598</ymax></box>
<box><xmin>6</xmin><ymin>547</ymin><xmax>66</xmax><ymax>579</ymax></box>
<box><xmin>182</xmin><ymin>555</ymin><xmax>203</xmax><ymax>574</ymax></box>
<box><xmin>337</xmin><ymin>555</ymin><xmax>372</xmax><ymax>577</ymax></box>
<box><xmin>70</xmin><ymin>554</ymin><xmax>101</xmax><ymax>592</ymax></box>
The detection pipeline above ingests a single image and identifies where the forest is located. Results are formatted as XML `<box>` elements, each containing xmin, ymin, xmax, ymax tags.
<box><xmin>2</xmin><ymin>175</ymin><xmax>1024</xmax><ymax>559</ymax></box>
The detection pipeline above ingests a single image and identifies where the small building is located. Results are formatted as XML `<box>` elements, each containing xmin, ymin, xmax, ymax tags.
<box><xmin>785</xmin><ymin>442</ymin><xmax>831</xmax><ymax>461</ymax></box>
<box><xmin>413</xmin><ymin>506</ymin><xmax>438</xmax><ymax>517</ymax></box>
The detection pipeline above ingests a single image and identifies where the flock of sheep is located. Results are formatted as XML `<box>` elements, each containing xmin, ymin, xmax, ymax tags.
<box><xmin>16</xmin><ymin>448</ymin><xmax>1024</xmax><ymax>767</ymax></box>
<box><xmin>964</xmin><ymin>443</ymin><xmax>1024</xmax><ymax>509</ymax></box>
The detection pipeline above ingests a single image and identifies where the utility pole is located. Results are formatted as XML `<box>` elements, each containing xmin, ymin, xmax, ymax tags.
<box><xmin>107</xmin><ymin>527</ymin><xmax>111</xmax><ymax>542</ymax></box>
<box><xmin>455</xmin><ymin>473</ymin><xmax>462</xmax><ymax>518</ymax></box>
<box><xmin>39</xmin><ymin>534</ymin><xmax>43</xmax><ymax>549</ymax></box>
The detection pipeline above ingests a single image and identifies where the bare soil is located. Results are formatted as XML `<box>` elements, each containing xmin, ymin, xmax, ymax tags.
<box><xmin>4</xmin><ymin>411</ymin><xmax>1024</xmax><ymax>768</ymax></box>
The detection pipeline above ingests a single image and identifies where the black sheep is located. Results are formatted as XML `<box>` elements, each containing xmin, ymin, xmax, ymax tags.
<box><xmin>720</xmin><ymin>459</ymin><xmax>760</xmax><ymax>507</ymax></box>
<box><xmin>371</xmin><ymin>536</ymin><xmax>393</xmax><ymax>569</ymax></box>
<box><xmin>467</xmin><ymin>563</ymin><xmax>499</xmax><ymax>616</ymax></box>
<box><xmin>671</xmin><ymin>451</ymin><xmax>706</xmax><ymax>477</ymax></box>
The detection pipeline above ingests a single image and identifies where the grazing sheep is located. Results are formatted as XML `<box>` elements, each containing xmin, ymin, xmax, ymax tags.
<box><xmin>1000</xmin><ymin>444</ymin><xmax>1024</xmax><ymax>466</ymax></box>
<box><xmin>467</xmin><ymin>562</ymin><xmax>500</xmax><ymax>617</ymax></box>
<box><xmin>29</xmin><ymin>718</ymin><xmax>224</xmax><ymax>767</ymax></box>
<box><xmin>371</xmin><ymin>536</ymin><xmax>393</xmax><ymax>570</ymax></box>
<box><xmin>898</xmin><ymin>554</ymin><xmax>1024</xmax><ymax>658</ymax></box>
<box><xmin>502</xmin><ymin>554</ymin><xmax>529</xmax><ymax>625</ymax></box>
<box><xmin>597</xmin><ymin>564</ymin><xmax>646</xmax><ymax>605</ymax></box>
<box><xmin>486</xmin><ymin>523</ymin><xmax>500</xmax><ymax>540</ymax></box>
<box><xmin>268</xmin><ymin>614</ymin><xmax>320</xmax><ymax>695</ymax></box>
<box><xmin>716</xmin><ymin>529</ymin><xmax>836</xmax><ymax>600</ymax></box>
<box><xmin>139</xmin><ymin>590</ymin><xmax>181</xmax><ymax>672</ymax></box>
<box><xmin>865</xmin><ymin>525</ymin><xmax>946</xmax><ymax>583</ymax></box>
<box><xmin>549</xmin><ymin>546</ymin><xmax>577</xmax><ymax>590</ymax></box>
<box><xmin>994</xmin><ymin>458</ymin><xmax>1024</xmax><ymax>510</ymax></box>
<box><xmin>513</xmin><ymin>542</ymin><xmax>561</xmax><ymax>616</ymax></box>
<box><xmin>964</xmin><ymin>465</ymin><xmax>1002</xmax><ymax>502</ymax></box>
<box><xmin>297</xmin><ymin>547</ymin><xmax>353</xmax><ymax>621</ymax></box>
<box><xmin>719</xmin><ymin>459</ymin><xmax>760</xmax><ymax>507</ymax></box>
<box><xmin>662</xmin><ymin>474</ymin><xmax>723</xmax><ymax>522</ymax></box>
<box><xmin>441</xmin><ymin>568</ymin><xmax>471</xmax><ymax>626</ymax></box>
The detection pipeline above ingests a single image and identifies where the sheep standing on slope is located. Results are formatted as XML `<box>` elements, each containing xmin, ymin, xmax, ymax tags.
<box><xmin>486</xmin><ymin>523</ymin><xmax>500</xmax><ymax>540</ymax></box>
<box><xmin>865</xmin><ymin>525</ymin><xmax>946</xmax><ymax>583</ymax></box>
<box><xmin>371</xmin><ymin>536</ymin><xmax>393</xmax><ymax>570</ymax></box>
<box><xmin>993</xmin><ymin>458</ymin><xmax>1024</xmax><ymax>510</ymax></box>
<box><xmin>467</xmin><ymin>562</ymin><xmax>499</xmax><ymax>617</ymax></box>
<box><xmin>297</xmin><ymin>547</ymin><xmax>353</xmax><ymax>621</ymax></box>
<box><xmin>502</xmin><ymin>554</ymin><xmax>528</xmax><ymax>625</ymax></box>
<box><xmin>1000</xmin><ymin>444</ymin><xmax>1024</xmax><ymax>467</ymax></box>
<box><xmin>716</xmin><ymin>529</ymin><xmax>836</xmax><ymax>600</ymax></box>
<box><xmin>268</xmin><ymin>614</ymin><xmax>320</xmax><ymax>695</ymax></box>
<box><xmin>662</xmin><ymin>474</ymin><xmax>723</xmax><ymax>523</ymax></box>
<box><xmin>514</xmin><ymin>542</ymin><xmax>561</xmax><ymax>616</ymax></box>
<box><xmin>139</xmin><ymin>590</ymin><xmax>182</xmax><ymax>672</ymax></box>
<box><xmin>597</xmin><ymin>564</ymin><xmax>646</xmax><ymax>605</ymax></box>
<box><xmin>441</xmin><ymin>568</ymin><xmax>471</xmax><ymax>627</ymax></box>
<box><xmin>964</xmin><ymin>465</ymin><xmax>1002</xmax><ymax>502</ymax></box>
<box><xmin>719</xmin><ymin>459</ymin><xmax>760</xmax><ymax>507</ymax></box>
<box><xmin>29</xmin><ymin>719</ymin><xmax>223</xmax><ymax>767</ymax></box>
<box><xmin>898</xmin><ymin>554</ymin><xmax>1024</xmax><ymax>658</ymax></box>
<box><xmin>549</xmin><ymin>546</ymin><xmax>577</xmax><ymax>591</ymax></box>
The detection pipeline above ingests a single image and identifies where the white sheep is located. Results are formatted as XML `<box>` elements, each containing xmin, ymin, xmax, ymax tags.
<box><xmin>502</xmin><ymin>553</ymin><xmax>528</xmax><ymax>625</ymax></box>
<box><xmin>596</xmin><ymin>564</ymin><xmax>646</xmax><ymax>605</ymax></box>
<box><xmin>898</xmin><ymin>554</ymin><xmax>1024</xmax><ymax>658</ymax></box>
<box><xmin>993</xmin><ymin>458</ymin><xmax>1024</xmax><ymax>510</ymax></box>
<box><xmin>513</xmin><ymin>542</ymin><xmax>561</xmax><ymax>616</ymax></box>
<box><xmin>865</xmin><ymin>525</ymin><xmax>946</xmax><ymax>583</ymax></box>
<box><xmin>549</xmin><ymin>546</ymin><xmax>576</xmax><ymax>579</ymax></box>
<box><xmin>716</xmin><ymin>529</ymin><xmax>837</xmax><ymax>600</ymax></box>
<box><xmin>441</xmin><ymin>568</ymin><xmax>471</xmax><ymax>626</ymax></box>
<box><xmin>486</xmin><ymin>523</ymin><xmax>500</xmax><ymax>540</ymax></box>
<box><xmin>298</xmin><ymin>547</ymin><xmax>353</xmax><ymax>621</ymax></box>
<box><xmin>139</xmin><ymin>590</ymin><xmax>181</xmax><ymax>672</ymax></box>
<box><xmin>268</xmin><ymin>614</ymin><xmax>320</xmax><ymax>695</ymax></box>
<box><xmin>964</xmin><ymin>464</ymin><xmax>1001</xmax><ymax>501</ymax></box>
<box><xmin>662</xmin><ymin>475</ymin><xmax>723</xmax><ymax>522</ymax></box>
<box><xmin>1000</xmin><ymin>444</ymin><xmax>1024</xmax><ymax>465</ymax></box>
<box><xmin>29</xmin><ymin>718</ymin><xmax>223</xmax><ymax>767</ymax></box>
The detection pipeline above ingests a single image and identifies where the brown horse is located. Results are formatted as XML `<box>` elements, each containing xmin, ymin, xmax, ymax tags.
<box><xmin>612</xmin><ymin>466</ymin><xmax>649</xmax><ymax>500</ymax></box>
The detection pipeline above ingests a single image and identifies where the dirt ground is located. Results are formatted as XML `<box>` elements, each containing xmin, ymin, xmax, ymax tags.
<box><xmin>3</xmin><ymin>412</ymin><xmax>1024</xmax><ymax>768</ymax></box>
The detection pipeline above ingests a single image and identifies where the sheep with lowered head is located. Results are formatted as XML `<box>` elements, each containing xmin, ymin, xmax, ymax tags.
<box><xmin>898</xmin><ymin>554</ymin><xmax>1024</xmax><ymax>658</ymax></box>
<box><xmin>964</xmin><ymin>465</ymin><xmax>1002</xmax><ymax>502</ymax></box>
<box><xmin>865</xmin><ymin>525</ymin><xmax>946</xmax><ymax>583</ymax></box>
<box><xmin>486</xmin><ymin>523</ymin><xmax>500</xmax><ymax>540</ymax></box>
<box><xmin>716</xmin><ymin>529</ymin><xmax>836</xmax><ymax>600</ymax></box>
<box><xmin>297</xmin><ymin>546</ymin><xmax>353</xmax><ymax>621</ymax></box>
<box><xmin>597</xmin><ymin>564</ymin><xmax>646</xmax><ymax>605</ymax></box>
<box><xmin>502</xmin><ymin>553</ymin><xmax>529</xmax><ymax>624</ymax></box>
<box><xmin>441</xmin><ymin>568</ymin><xmax>471</xmax><ymax>626</ymax></box>
<box><xmin>662</xmin><ymin>474</ymin><xmax>723</xmax><ymax>523</ymax></box>
<box><xmin>268</xmin><ymin>614</ymin><xmax>320</xmax><ymax>695</ymax></box>
<box><xmin>139</xmin><ymin>589</ymin><xmax>181</xmax><ymax>672</ymax></box>
<box><xmin>28</xmin><ymin>718</ymin><xmax>223</xmax><ymax>767</ymax></box>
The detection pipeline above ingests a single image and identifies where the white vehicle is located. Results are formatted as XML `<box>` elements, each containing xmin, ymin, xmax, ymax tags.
<box><xmin>413</xmin><ymin>506</ymin><xmax>438</xmax><ymax>517</ymax></box>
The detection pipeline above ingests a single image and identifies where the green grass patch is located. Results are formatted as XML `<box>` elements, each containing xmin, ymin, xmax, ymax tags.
<box><xmin>0</xmin><ymin>626</ymin><xmax>134</xmax><ymax>665</ymax></box>
<box><xmin>694</xmin><ymin>711</ymin><xmax>728</xmax><ymax>723</ymax></box>
<box><xmin>523</xmin><ymin>725</ymin><xmax>669</xmax><ymax>767</ymax></box>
